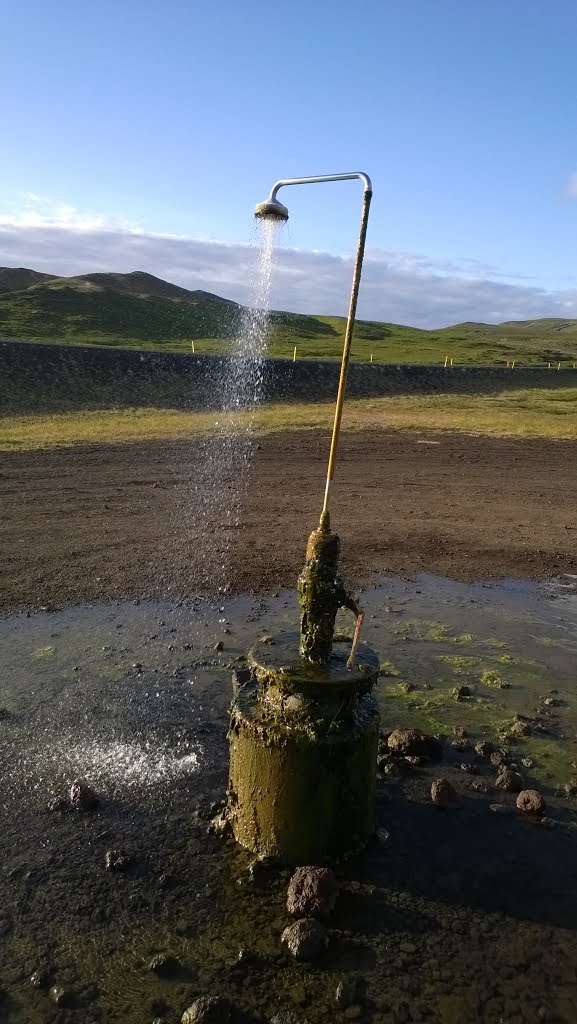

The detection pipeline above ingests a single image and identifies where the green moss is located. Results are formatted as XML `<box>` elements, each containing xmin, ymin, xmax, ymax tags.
<box><xmin>31</xmin><ymin>645</ymin><xmax>56</xmax><ymax>659</ymax></box>
<box><xmin>480</xmin><ymin>669</ymin><xmax>505</xmax><ymax>688</ymax></box>
<box><xmin>378</xmin><ymin>659</ymin><xmax>399</xmax><ymax>677</ymax></box>
<box><xmin>437</xmin><ymin>655</ymin><xmax>481</xmax><ymax>674</ymax></box>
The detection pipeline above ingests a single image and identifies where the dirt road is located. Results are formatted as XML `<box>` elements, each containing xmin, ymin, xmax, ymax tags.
<box><xmin>1</xmin><ymin>429</ymin><xmax>576</xmax><ymax>613</ymax></box>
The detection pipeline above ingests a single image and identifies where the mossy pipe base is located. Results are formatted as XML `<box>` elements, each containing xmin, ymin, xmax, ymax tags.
<box><xmin>227</xmin><ymin>636</ymin><xmax>380</xmax><ymax>865</ymax></box>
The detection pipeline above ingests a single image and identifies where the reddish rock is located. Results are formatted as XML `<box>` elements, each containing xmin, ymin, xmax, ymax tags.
<box><xmin>431</xmin><ymin>777</ymin><xmax>458</xmax><ymax>809</ymax></box>
<box><xmin>387</xmin><ymin>728</ymin><xmax>443</xmax><ymax>760</ymax></box>
<box><xmin>495</xmin><ymin>769</ymin><xmax>523</xmax><ymax>793</ymax></box>
<box><xmin>286</xmin><ymin>867</ymin><xmax>338</xmax><ymax>918</ymax></box>
<box><xmin>281</xmin><ymin>918</ymin><xmax>328</xmax><ymax>960</ymax></box>
<box><xmin>516</xmin><ymin>789</ymin><xmax>546</xmax><ymax>816</ymax></box>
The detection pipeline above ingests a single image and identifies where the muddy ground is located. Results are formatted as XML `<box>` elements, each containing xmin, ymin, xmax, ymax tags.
<box><xmin>1</xmin><ymin>428</ymin><xmax>577</xmax><ymax>614</ymax></box>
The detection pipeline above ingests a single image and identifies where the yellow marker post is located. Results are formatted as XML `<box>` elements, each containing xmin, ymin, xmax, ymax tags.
<box><xmin>512</xmin><ymin>360</ymin><xmax>516</xmax><ymax>369</ymax></box>
<box><xmin>370</xmin><ymin>353</ymin><xmax>373</xmax><ymax>363</ymax></box>
<box><xmin>293</xmin><ymin>346</ymin><xmax>297</xmax><ymax>362</ymax></box>
<box><xmin>444</xmin><ymin>355</ymin><xmax>449</xmax><ymax>368</ymax></box>
<box><xmin>558</xmin><ymin>361</ymin><xmax>561</xmax><ymax>370</ymax></box>
<box><xmin>191</xmin><ymin>340</ymin><xmax>195</xmax><ymax>354</ymax></box>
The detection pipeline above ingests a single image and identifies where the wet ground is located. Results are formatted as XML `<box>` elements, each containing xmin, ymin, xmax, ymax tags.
<box><xmin>1</xmin><ymin>574</ymin><xmax>577</xmax><ymax>1023</ymax></box>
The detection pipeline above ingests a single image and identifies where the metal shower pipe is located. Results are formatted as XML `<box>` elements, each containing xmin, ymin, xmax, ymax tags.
<box><xmin>255</xmin><ymin>171</ymin><xmax>373</xmax><ymax>530</ymax></box>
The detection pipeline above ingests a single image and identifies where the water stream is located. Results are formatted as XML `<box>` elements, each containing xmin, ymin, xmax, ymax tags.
<box><xmin>187</xmin><ymin>219</ymin><xmax>281</xmax><ymax>596</ymax></box>
<box><xmin>1</xmin><ymin>574</ymin><xmax>577</xmax><ymax>1022</ymax></box>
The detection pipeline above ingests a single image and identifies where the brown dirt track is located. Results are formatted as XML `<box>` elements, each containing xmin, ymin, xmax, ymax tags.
<box><xmin>1</xmin><ymin>429</ymin><xmax>576</xmax><ymax>614</ymax></box>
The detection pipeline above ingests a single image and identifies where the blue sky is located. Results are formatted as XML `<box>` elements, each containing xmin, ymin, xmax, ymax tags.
<box><xmin>1</xmin><ymin>0</ymin><xmax>577</xmax><ymax>326</ymax></box>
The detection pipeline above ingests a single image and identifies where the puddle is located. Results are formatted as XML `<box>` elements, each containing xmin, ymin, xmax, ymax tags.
<box><xmin>1</xmin><ymin>576</ymin><xmax>577</xmax><ymax>1022</ymax></box>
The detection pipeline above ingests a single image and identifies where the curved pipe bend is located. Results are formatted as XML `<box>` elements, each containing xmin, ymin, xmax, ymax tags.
<box><xmin>269</xmin><ymin>171</ymin><xmax>372</xmax><ymax>203</ymax></box>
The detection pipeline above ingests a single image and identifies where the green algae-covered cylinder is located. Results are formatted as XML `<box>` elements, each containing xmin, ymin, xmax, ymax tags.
<box><xmin>226</xmin><ymin>633</ymin><xmax>380</xmax><ymax>865</ymax></box>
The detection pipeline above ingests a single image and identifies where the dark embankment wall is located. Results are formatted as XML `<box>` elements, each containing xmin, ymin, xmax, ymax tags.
<box><xmin>2</xmin><ymin>339</ymin><xmax>577</xmax><ymax>414</ymax></box>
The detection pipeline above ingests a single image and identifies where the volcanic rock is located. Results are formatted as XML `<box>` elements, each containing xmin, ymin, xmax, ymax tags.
<box><xmin>181</xmin><ymin>996</ymin><xmax>231</xmax><ymax>1023</ymax></box>
<box><xmin>387</xmin><ymin>728</ymin><xmax>443</xmax><ymax>760</ymax></box>
<box><xmin>270</xmin><ymin>1013</ymin><xmax>310</xmax><ymax>1024</ymax></box>
<box><xmin>335</xmin><ymin>977</ymin><xmax>364</xmax><ymax>1009</ymax></box>
<box><xmin>474</xmin><ymin>741</ymin><xmax>493</xmax><ymax>759</ymax></box>
<box><xmin>105</xmin><ymin>849</ymin><xmax>133</xmax><ymax>871</ymax></box>
<box><xmin>431</xmin><ymin>777</ymin><xmax>458</xmax><ymax>809</ymax></box>
<box><xmin>453</xmin><ymin>686</ymin><xmax>471</xmax><ymax>701</ymax></box>
<box><xmin>49</xmin><ymin>986</ymin><xmax>71</xmax><ymax>1006</ymax></box>
<box><xmin>516</xmin><ymin>790</ymin><xmax>546</xmax><ymax>816</ymax></box>
<box><xmin>281</xmin><ymin>918</ymin><xmax>328</xmax><ymax>960</ymax></box>
<box><xmin>510</xmin><ymin>720</ymin><xmax>532</xmax><ymax>738</ymax></box>
<box><xmin>69</xmin><ymin>779</ymin><xmax>99</xmax><ymax>811</ymax></box>
<box><xmin>495</xmin><ymin>769</ymin><xmax>523</xmax><ymax>793</ymax></box>
<box><xmin>286</xmin><ymin>866</ymin><xmax>338</xmax><ymax>918</ymax></box>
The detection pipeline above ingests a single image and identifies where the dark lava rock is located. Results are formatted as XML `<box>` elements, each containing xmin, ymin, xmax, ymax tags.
<box><xmin>214</xmin><ymin>641</ymin><xmax>224</xmax><ymax>653</ymax></box>
<box><xmin>489</xmin><ymin>750</ymin><xmax>507</xmax><ymax>769</ymax></box>
<box><xmin>474</xmin><ymin>740</ymin><xmax>493</xmax><ymax>759</ymax></box>
<box><xmin>453</xmin><ymin>686</ymin><xmax>471</xmax><ymax>701</ymax></box>
<box><xmin>49</xmin><ymin>985</ymin><xmax>71</xmax><ymax>1006</ymax></box>
<box><xmin>451</xmin><ymin>739</ymin><xmax>471</xmax><ymax>753</ymax></box>
<box><xmin>335</xmin><ymin>977</ymin><xmax>364</xmax><ymax>1009</ymax></box>
<box><xmin>453</xmin><ymin>725</ymin><xmax>468</xmax><ymax>738</ymax></box>
<box><xmin>270</xmin><ymin>1013</ymin><xmax>310</xmax><ymax>1024</ymax></box>
<box><xmin>564</xmin><ymin>779</ymin><xmax>577</xmax><ymax>797</ymax></box>
<box><xmin>181</xmin><ymin>996</ymin><xmax>231</xmax><ymax>1023</ymax></box>
<box><xmin>286</xmin><ymin>866</ymin><xmax>338</xmax><ymax>918</ymax></box>
<box><xmin>470</xmin><ymin>779</ymin><xmax>492</xmax><ymax>794</ymax></box>
<box><xmin>490</xmin><ymin>803</ymin><xmax>514</xmax><ymax>815</ymax></box>
<box><xmin>404</xmin><ymin>755</ymin><xmax>423</xmax><ymax>766</ymax></box>
<box><xmin>281</xmin><ymin>918</ymin><xmax>328</xmax><ymax>961</ymax></box>
<box><xmin>147</xmin><ymin>952</ymin><xmax>180</xmax><ymax>977</ymax></box>
<box><xmin>495</xmin><ymin>769</ymin><xmax>523</xmax><ymax>793</ymax></box>
<box><xmin>48</xmin><ymin>797</ymin><xmax>68</xmax><ymax>812</ymax></box>
<box><xmin>516</xmin><ymin>789</ymin><xmax>546</xmax><ymax>816</ymax></box>
<box><xmin>383</xmin><ymin>762</ymin><xmax>401</xmax><ymax>776</ymax></box>
<box><xmin>460</xmin><ymin>762</ymin><xmax>479</xmax><ymax>775</ymax></box>
<box><xmin>387</xmin><ymin>727</ymin><xmax>443</xmax><ymax>760</ymax></box>
<box><xmin>105</xmin><ymin>849</ymin><xmax>133</xmax><ymax>871</ymax></box>
<box><xmin>510</xmin><ymin>720</ymin><xmax>532</xmax><ymax>738</ymax></box>
<box><xmin>30</xmin><ymin>969</ymin><xmax>48</xmax><ymax>989</ymax></box>
<box><xmin>376</xmin><ymin>754</ymin><xmax>392</xmax><ymax>771</ymax></box>
<box><xmin>431</xmin><ymin>777</ymin><xmax>458</xmax><ymax>809</ymax></box>
<box><xmin>69</xmin><ymin>779</ymin><xmax>99</xmax><ymax>811</ymax></box>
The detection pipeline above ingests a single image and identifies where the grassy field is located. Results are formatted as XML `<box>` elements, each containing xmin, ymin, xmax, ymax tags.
<box><xmin>2</xmin><ymin>387</ymin><xmax>577</xmax><ymax>452</ymax></box>
<box><xmin>2</xmin><ymin>268</ymin><xmax>577</xmax><ymax>366</ymax></box>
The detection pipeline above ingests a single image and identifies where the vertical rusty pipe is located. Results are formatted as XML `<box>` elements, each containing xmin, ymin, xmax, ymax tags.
<box><xmin>319</xmin><ymin>187</ymin><xmax>372</xmax><ymax>531</ymax></box>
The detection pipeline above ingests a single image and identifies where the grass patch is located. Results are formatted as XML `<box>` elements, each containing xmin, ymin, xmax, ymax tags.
<box><xmin>3</xmin><ymin>386</ymin><xmax>577</xmax><ymax>451</ymax></box>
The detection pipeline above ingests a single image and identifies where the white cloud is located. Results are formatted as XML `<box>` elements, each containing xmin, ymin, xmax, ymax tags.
<box><xmin>0</xmin><ymin>197</ymin><xmax>576</xmax><ymax>328</ymax></box>
<box><xmin>566</xmin><ymin>173</ymin><xmax>577</xmax><ymax>198</ymax></box>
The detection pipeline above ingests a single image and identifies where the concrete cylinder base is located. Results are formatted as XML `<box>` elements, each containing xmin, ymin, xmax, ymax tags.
<box><xmin>227</xmin><ymin>632</ymin><xmax>380</xmax><ymax>865</ymax></box>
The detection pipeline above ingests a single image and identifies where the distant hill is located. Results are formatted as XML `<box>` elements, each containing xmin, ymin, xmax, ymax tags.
<box><xmin>0</xmin><ymin>267</ymin><xmax>57</xmax><ymax>294</ymax></box>
<box><xmin>0</xmin><ymin>265</ymin><xmax>576</xmax><ymax>365</ymax></box>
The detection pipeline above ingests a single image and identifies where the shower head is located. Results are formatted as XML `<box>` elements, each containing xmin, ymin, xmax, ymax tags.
<box><xmin>254</xmin><ymin>197</ymin><xmax>289</xmax><ymax>222</ymax></box>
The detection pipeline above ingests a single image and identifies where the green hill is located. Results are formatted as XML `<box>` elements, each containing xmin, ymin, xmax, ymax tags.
<box><xmin>0</xmin><ymin>267</ymin><xmax>57</xmax><ymax>294</ymax></box>
<box><xmin>0</xmin><ymin>266</ymin><xmax>576</xmax><ymax>366</ymax></box>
